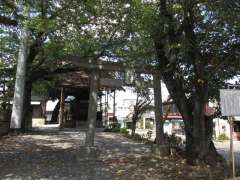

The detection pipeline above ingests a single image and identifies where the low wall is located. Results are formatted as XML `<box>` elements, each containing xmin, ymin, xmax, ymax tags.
<box><xmin>32</xmin><ymin>118</ymin><xmax>45</xmax><ymax>127</ymax></box>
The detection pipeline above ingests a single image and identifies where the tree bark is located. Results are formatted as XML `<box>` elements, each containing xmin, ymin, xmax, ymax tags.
<box><xmin>151</xmin><ymin>0</ymin><xmax>224</xmax><ymax>164</ymax></box>
<box><xmin>131</xmin><ymin>117</ymin><xmax>137</xmax><ymax>136</ymax></box>
<box><xmin>10</xmin><ymin>23</ymin><xmax>30</xmax><ymax>130</ymax></box>
<box><xmin>21</xmin><ymin>81</ymin><xmax>33</xmax><ymax>132</ymax></box>
<box><xmin>131</xmin><ymin>93</ymin><xmax>139</xmax><ymax>136</ymax></box>
<box><xmin>59</xmin><ymin>87</ymin><xmax>65</xmax><ymax>128</ymax></box>
<box><xmin>153</xmin><ymin>71</ymin><xmax>165</xmax><ymax>145</ymax></box>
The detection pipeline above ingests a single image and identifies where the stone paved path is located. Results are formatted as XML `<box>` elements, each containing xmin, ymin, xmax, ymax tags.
<box><xmin>0</xmin><ymin>128</ymin><xmax>227</xmax><ymax>180</ymax></box>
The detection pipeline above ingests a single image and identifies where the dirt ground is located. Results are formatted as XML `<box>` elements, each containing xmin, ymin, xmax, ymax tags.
<box><xmin>0</xmin><ymin>128</ymin><xmax>229</xmax><ymax>180</ymax></box>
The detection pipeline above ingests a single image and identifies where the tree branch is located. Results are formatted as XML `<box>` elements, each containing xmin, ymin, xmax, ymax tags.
<box><xmin>0</xmin><ymin>15</ymin><xmax>18</xmax><ymax>26</ymax></box>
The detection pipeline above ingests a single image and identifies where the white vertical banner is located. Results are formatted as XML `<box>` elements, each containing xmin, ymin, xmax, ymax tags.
<box><xmin>220</xmin><ymin>89</ymin><xmax>240</xmax><ymax>116</ymax></box>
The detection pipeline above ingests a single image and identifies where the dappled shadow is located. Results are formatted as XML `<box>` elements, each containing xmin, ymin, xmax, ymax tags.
<box><xmin>0</xmin><ymin>129</ymin><xmax>228</xmax><ymax>179</ymax></box>
<box><xmin>0</xmin><ymin>131</ymin><xmax>86</xmax><ymax>154</ymax></box>
<box><xmin>96</xmin><ymin>132</ymin><xmax>151</xmax><ymax>159</ymax></box>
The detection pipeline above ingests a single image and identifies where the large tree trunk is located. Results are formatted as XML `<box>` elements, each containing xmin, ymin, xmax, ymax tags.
<box><xmin>153</xmin><ymin>71</ymin><xmax>165</xmax><ymax>145</ymax></box>
<box><xmin>154</xmin><ymin>39</ymin><xmax>223</xmax><ymax>164</ymax></box>
<box><xmin>131</xmin><ymin>117</ymin><xmax>137</xmax><ymax>136</ymax></box>
<box><xmin>21</xmin><ymin>81</ymin><xmax>33</xmax><ymax>132</ymax></box>
<box><xmin>131</xmin><ymin>93</ymin><xmax>139</xmax><ymax>137</ymax></box>
<box><xmin>152</xmin><ymin>0</ymin><xmax>224</xmax><ymax>164</ymax></box>
<box><xmin>152</xmin><ymin>71</ymin><xmax>170</xmax><ymax>156</ymax></box>
<box><xmin>185</xmin><ymin>117</ymin><xmax>223</xmax><ymax>165</ymax></box>
<box><xmin>59</xmin><ymin>87</ymin><xmax>65</xmax><ymax>128</ymax></box>
<box><xmin>171</xmin><ymin>89</ymin><xmax>223</xmax><ymax>165</ymax></box>
<box><xmin>10</xmin><ymin>23</ymin><xmax>30</xmax><ymax>131</ymax></box>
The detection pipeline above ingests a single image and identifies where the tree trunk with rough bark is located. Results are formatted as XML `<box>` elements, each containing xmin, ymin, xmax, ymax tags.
<box><xmin>152</xmin><ymin>71</ymin><xmax>170</xmax><ymax>157</ymax></box>
<box><xmin>10</xmin><ymin>24</ymin><xmax>29</xmax><ymax>131</ymax></box>
<box><xmin>131</xmin><ymin>117</ymin><xmax>137</xmax><ymax>136</ymax></box>
<box><xmin>59</xmin><ymin>88</ymin><xmax>65</xmax><ymax>128</ymax></box>
<box><xmin>131</xmin><ymin>93</ymin><xmax>139</xmax><ymax>137</ymax></box>
<box><xmin>21</xmin><ymin>81</ymin><xmax>33</xmax><ymax>132</ymax></box>
<box><xmin>166</xmin><ymin>81</ymin><xmax>223</xmax><ymax>164</ymax></box>
<box><xmin>152</xmin><ymin>0</ymin><xmax>224</xmax><ymax>164</ymax></box>
<box><xmin>153</xmin><ymin>72</ymin><xmax>165</xmax><ymax>145</ymax></box>
<box><xmin>181</xmin><ymin>98</ymin><xmax>223</xmax><ymax>165</ymax></box>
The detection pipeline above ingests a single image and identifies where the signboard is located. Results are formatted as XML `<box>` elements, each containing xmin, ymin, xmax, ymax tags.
<box><xmin>100</xmin><ymin>78</ymin><xmax>123</xmax><ymax>88</ymax></box>
<box><xmin>220</xmin><ymin>89</ymin><xmax>240</xmax><ymax>116</ymax></box>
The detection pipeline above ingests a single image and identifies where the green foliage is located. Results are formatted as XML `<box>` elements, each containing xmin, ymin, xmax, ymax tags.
<box><xmin>104</xmin><ymin>123</ymin><xmax>129</xmax><ymax>135</ymax></box>
<box><xmin>112</xmin><ymin>123</ymin><xmax>121</xmax><ymax>132</ymax></box>
<box><xmin>145</xmin><ymin>119</ymin><xmax>153</xmax><ymax>129</ymax></box>
<box><xmin>26</xmin><ymin>17</ymin><xmax>57</xmax><ymax>33</ymax></box>
<box><xmin>32</xmin><ymin>80</ymin><xmax>55</xmax><ymax>94</ymax></box>
<box><xmin>104</xmin><ymin>123</ymin><xmax>121</xmax><ymax>132</ymax></box>
<box><xmin>167</xmin><ymin>134</ymin><xmax>184</xmax><ymax>148</ymax></box>
<box><xmin>217</xmin><ymin>133</ymin><xmax>229</xmax><ymax>141</ymax></box>
<box><xmin>120</xmin><ymin>127</ymin><xmax>129</xmax><ymax>135</ymax></box>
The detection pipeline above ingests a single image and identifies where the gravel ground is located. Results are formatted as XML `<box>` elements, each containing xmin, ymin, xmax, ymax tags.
<box><xmin>0</xmin><ymin>128</ymin><xmax>228</xmax><ymax>180</ymax></box>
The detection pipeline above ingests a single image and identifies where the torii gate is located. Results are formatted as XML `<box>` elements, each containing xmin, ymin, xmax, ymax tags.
<box><xmin>62</xmin><ymin>56</ymin><xmax>164</xmax><ymax>149</ymax></box>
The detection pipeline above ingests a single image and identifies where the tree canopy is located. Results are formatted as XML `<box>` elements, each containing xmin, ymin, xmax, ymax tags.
<box><xmin>1</xmin><ymin>0</ymin><xmax>240</xmax><ymax>164</ymax></box>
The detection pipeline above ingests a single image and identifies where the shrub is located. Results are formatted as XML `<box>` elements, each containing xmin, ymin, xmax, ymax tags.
<box><xmin>146</xmin><ymin>130</ymin><xmax>152</xmax><ymax>140</ymax></box>
<box><xmin>167</xmin><ymin>133</ymin><xmax>184</xmax><ymax>148</ymax></box>
<box><xmin>120</xmin><ymin>128</ymin><xmax>129</xmax><ymax>135</ymax></box>
<box><xmin>145</xmin><ymin>120</ymin><xmax>153</xmax><ymax>129</ymax></box>
<box><xmin>111</xmin><ymin>127</ymin><xmax>120</xmax><ymax>132</ymax></box>
<box><xmin>111</xmin><ymin>123</ymin><xmax>121</xmax><ymax>132</ymax></box>
<box><xmin>217</xmin><ymin>133</ymin><xmax>229</xmax><ymax>141</ymax></box>
<box><xmin>132</xmin><ymin>134</ymin><xmax>144</xmax><ymax>141</ymax></box>
<box><xmin>103</xmin><ymin>128</ymin><xmax>112</xmax><ymax>132</ymax></box>
<box><xmin>104</xmin><ymin>123</ymin><xmax>121</xmax><ymax>132</ymax></box>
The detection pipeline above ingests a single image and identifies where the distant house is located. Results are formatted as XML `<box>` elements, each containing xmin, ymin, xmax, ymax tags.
<box><xmin>213</xmin><ymin>117</ymin><xmax>240</xmax><ymax>141</ymax></box>
<box><xmin>31</xmin><ymin>94</ymin><xmax>48</xmax><ymax>127</ymax></box>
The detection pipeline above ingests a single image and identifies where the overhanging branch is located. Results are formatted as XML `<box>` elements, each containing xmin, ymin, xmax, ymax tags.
<box><xmin>0</xmin><ymin>15</ymin><xmax>18</xmax><ymax>26</ymax></box>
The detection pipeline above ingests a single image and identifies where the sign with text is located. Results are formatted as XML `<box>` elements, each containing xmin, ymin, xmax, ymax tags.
<box><xmin>100</xmin><ymin>78</ymin><xmax>123</xmax><ymax>88</ymax></box>
<box><xmin>220</xmin><ymin>89</ymin><xmax>240</xmax><ymax>116</ymax></box>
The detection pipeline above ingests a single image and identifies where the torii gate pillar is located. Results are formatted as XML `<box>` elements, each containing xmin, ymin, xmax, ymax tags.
<box><xmin>85</xmin><ymin>71</ymin><xmax>99</xmax><ymax>146</ymax></box>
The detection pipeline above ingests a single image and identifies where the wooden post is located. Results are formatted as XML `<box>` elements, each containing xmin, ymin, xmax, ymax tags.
<box><xmin>229</xmin><ymin>116</ymin><xmax>235</xmax><ymax>178</ymax></box>
<box><xmin>113</xmin><ymin>90</ymin><xmax>116</xmax><ymax>117</ymax></box>
<box><xmin>100</xmin><ymin>94</ymin><xmax>102</xmax><ymax>112</ymax></box>
<box><xmin>85</xmin><ymin>71</ymin><xmax>99</xmax><ymax>146</ymax></box>
<box><xmin>143</xmin><ymin>117</ymin><xmax>146</xmax><ymax>129</ymax></box>
<box><xmin>59</xmin><ymin>87</ymin><xmax>65</xmax><ymax>128</ymax></box>
<box><xmin>106</xmin><ymin>89</ymin><xmax>109</xmax><ymax>124</ymax></box>
<box><xmin>104</xmin><ymin>89</ymin><xmax>107</xmax><ymax>126</ymax></box>
<box><xmin>153</xmin><ymin>72</ymin><xmax>165</xmax><ymax>145</ymax></box>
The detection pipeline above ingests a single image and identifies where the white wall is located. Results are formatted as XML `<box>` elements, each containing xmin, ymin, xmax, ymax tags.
<box><xmin>107</xmin><ymin>82</ymin><xmax>169</xmax><ymax>121</ymax></box>
<box><xmin>213</xmin><ymin>118</ymin><xmax>230</xmax><ymax>138</ymax></box>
